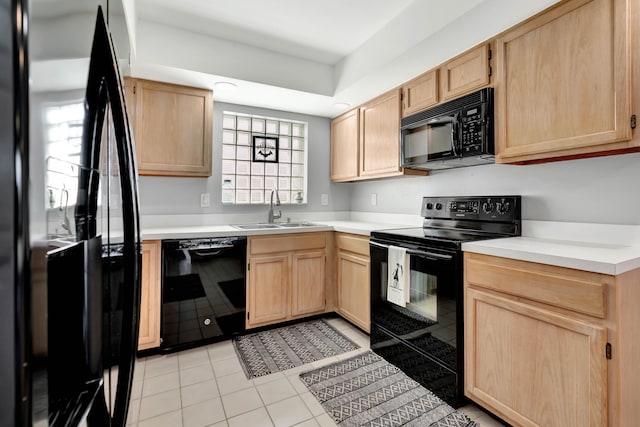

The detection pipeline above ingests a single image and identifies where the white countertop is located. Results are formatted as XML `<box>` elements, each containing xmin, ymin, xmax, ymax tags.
<box><xmin>141</xmin><ymin>220</ymin><xmax>408</xmax><ymax>240</ymax></box>
<box><xmin>462</xmin><ymin>221</ymin><xmax>640</xmax><ymax>275</ymax></box>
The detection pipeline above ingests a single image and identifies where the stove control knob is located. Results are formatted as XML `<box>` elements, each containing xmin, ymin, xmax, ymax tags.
<box><xmin>496</xmin><ymin>201</ymin><xmax>510</xmax><ymax>215</ymax></box>
<box><xmin>482</xmin><ymin>200</ymin><xmax>495</xmax><ymax>214</ymax></box>
<box><xmin>426</xmin><ymin>202</ymin><xmax>433</xmax><ymax>210</ymax></box>
<box><xmin>435</xmin><ymin>203</ymin><xmax>443</xmax><ymax>210</ymax></box>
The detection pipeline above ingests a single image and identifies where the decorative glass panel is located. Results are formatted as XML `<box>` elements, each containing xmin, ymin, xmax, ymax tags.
<box><xmin>221</xmin><ymin>111</ymin><xmax>307</xmax><ymax>204</ymax></box>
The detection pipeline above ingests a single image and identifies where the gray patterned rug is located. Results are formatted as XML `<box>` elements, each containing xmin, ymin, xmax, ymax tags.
<box><xmin>299</xmin><ymin>351</ymin><xmax>478</xmax><ymax>427</ymax></box>
<box><xmin>233</xmin><ymin>319</ymin><xmax>359</xmax><ymax>379</ymax></box>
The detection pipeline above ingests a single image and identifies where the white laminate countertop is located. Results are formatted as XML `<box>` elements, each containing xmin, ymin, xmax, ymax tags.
<box><xmin>141</xmin><ymin>220</ymin><xmax>408</xmax><ymax>240</ymax></box>
<box><xmin>462</xmin><ymin>221</ymin><xmax>640</xmax><ymax>275</ymax></box>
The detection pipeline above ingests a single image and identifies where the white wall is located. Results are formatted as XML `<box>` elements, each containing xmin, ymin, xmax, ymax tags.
<box><xmin>347</xmin><ymin>152</ymin><xmax>640</xmax><ymax>225</ymax></box>
<box><xmin>138</xmin><ymin>101</ymin><xmax>351</xmax><ymax>216</ymax></box>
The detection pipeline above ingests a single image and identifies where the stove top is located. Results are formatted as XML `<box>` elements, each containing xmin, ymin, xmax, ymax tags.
<box><xmin>371</xmin><ymin>196</ymin><xmax>521</xmax><ymax>250</ymax></box>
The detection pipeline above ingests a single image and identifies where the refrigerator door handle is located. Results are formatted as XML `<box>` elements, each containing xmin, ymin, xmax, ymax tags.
<box><xmin>77</xmin><ymin>7</ymin><xmax>142</xmax><ymax>427</ymax></box>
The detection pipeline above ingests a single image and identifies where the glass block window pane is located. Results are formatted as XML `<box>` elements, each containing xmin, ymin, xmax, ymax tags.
<box><xmin>221</xmin><ymin>111</ymin><xmax>307</xmax><ymax>204</ymax></box>
<box><xmin>292</xmin><ymin>123</ymin><xmax>304</xmax><ymax>137</ymax></box>
<box><xmin>222</xmin><ymin>144</ymin><xmax>236</xmax><ymax>159</ymax></box>
<box><xmin>223</xmin><ymin>130</ymin><xmax>235</xmax><ymax>144</ymax></box>
<box><xmin>251</xmin><ymin>118</ymin><xmax>265</xmax><ymax>133</ymax></box>
<box><xmin>237</xmin><ymin>116</ymin><xmax>250</xmax><ymax>131</ymax></box>
<box><xmin>237</xmin><ymin>132</ymin><xmax>250</xmax><ymax>146</ymax></box>
<box><xmin>266</xmin><ymin>120</ymin><xmax>278</xmax><ymax>134</ymax></box>
<box><xmin>279</xmin><ymin>122</ymin><xmax>290</xmax><ymax>135</ymax></box>
<box><xmin>279</xmin><ymin>136</ymin><xmax>290</xmax><ymax>149</ymax></box>
<box><xmin>223</xmin><ymin>115</ymin><xmax>236</xmax><ymax>129</ymax></box>
<box><xmin>292</xmin><ymin>138</ymin><xmax>304</xmax><ymax>151</ymax></box>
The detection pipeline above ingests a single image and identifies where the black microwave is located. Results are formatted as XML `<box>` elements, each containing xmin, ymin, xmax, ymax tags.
<box><xmin>400</xmin><ymin>87</ymin><xmax>494</xmax><ymax>170</ymax></box>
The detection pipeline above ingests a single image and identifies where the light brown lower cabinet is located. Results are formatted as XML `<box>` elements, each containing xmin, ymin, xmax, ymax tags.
<box><xmin>138</xmin><ymin>240</ymin><xmax>161</xmax><ymax>351</ymax></box>
<box><xmin>464</xmin><ymin>252</ymin><xmax>640</xmax><ymax>427</ymax></box>
<box><xmin>247</xmin><ymin>233</ymin><xmax>327</xmax><ymax>329</ymax></box>
<box><xmin>335</xmin><ymin>233</ymin><xmax>370</xmax><ymax>332</ymax></box>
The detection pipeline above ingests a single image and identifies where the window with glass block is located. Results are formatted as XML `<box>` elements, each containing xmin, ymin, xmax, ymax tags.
<box><xmin>221</xmin><ymin>112</ymin><xmax>308</xmax><ymax>204</ymax></box>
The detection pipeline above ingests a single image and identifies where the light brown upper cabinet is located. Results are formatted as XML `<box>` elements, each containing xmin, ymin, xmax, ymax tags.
<box><xmin>330</xmin><ymin>108</ymin><xmax>360</xmax><ymax>182</ymax></box>
<box><xmin>359</xmin><ymin>88</ymin><xmax>404</xmax><ymax>178</ymax></box>
<box><xmin>125</xmin><ymin>78</ymin><xmax>213</xmax><ymax>177</ymax></box>
<box><xmin>401</xmin><ymin>69</ymin><xmax>439</xmax><ymax>117</ymax></box>
<box><xmin>330</xmin><ymin>88</ymin><xmax>427</xmax><ymax>182</ymax></box>
<box><xmin>440</xmin><ymin>44</ymin><xmax>491</xmax><ymax>101</ymax></box>
<box><xmin>494</xmin><ymin>0</ymin><xmax>636</xmax><ymax>164</ymax></box>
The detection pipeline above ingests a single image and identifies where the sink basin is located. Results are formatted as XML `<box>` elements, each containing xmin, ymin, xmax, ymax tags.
<box><xmin>232</xmin><ymin>222</ymin><xmax>322</xmax><ymax>230</ymax></box>
<box><xmin>232</xmin><ymin>223</ymin><xmax>281</xmax><ymax>229</ymax></box>
<box><xmin>275</xmin><ymin>222</ymin><xmax>319</xmax><ymax>227</ymax></box>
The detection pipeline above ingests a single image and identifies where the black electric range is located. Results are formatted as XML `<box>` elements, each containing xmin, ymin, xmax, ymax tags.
<box><xmin>369</xmin><ymin>196</ymin><xmax>521</xmax><ymax>407</ymax></box>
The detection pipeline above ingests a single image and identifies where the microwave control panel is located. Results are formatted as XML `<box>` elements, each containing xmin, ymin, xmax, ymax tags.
<box><xmin>460</xmin><ymin>105</ymin><xmax>485</xmax><ymax>154</ymax></box>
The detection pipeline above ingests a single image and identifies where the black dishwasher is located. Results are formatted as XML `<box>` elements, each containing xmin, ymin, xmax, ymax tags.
<box><xmin>161</xmin><ymin>237</ymin><xmax>247</xmax><ymax>352</ymax></box>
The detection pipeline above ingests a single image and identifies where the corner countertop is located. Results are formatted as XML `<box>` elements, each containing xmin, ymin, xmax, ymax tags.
<box><xmin>462</xmin><ymin>221</ymin><xmax>640</xmax><ymax>275</ymax></box>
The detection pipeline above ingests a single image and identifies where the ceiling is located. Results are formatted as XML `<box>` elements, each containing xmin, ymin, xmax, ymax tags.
<box><xmin>31</xmin><ymin>0</ymin><xmax>561</xmax><ymax>117</ymax></box>
<box><xmin>136</xmin><ymin>0</ymin><xmax>416</xmax><ymax>65</ymax></box>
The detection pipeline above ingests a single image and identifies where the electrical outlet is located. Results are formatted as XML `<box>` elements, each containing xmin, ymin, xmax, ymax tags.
<box><xmin>200</xmin><ymin>193</ymin><xmax>210</xmax><ymax>207</ymax></box>
<box><xmin>371</xmin><ymin>193</ymin><xmax>377</xmax><ymax>206</ymax></box>
<box><xmin>321</xmin><ymin>194</ymin><xmax>329</xmax><ymax>206</ymax></box>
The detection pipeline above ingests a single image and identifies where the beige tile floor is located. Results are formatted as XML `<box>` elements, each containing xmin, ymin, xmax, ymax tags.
<box><xmin>127</xmin><ymin>318</ymin><xmax>509</xmax><ymax>427</ymax></box>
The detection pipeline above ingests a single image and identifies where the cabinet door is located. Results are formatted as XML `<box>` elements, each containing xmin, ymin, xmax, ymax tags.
<box><xmin>495</xmin><ymin>0</ymin><xmax>632</xmax><ymax>164</ymax></box>
<box><xmin>465</xmin><ymin>287</ymin><xmax>607</xmax><ymax>427</ymax></box>
<box><xmin>402</xmin><ymin>69</ymin><xmax>439</xmax><ymax>117</ymax></box>
<box><xmin>291</xmin><ymin>251</ymin><xmax>326</xmax><ymax>318</ymax></box>
<box><xmin>337</xmin><ymin>251</ymin><xmax>370</xmax><ymax>332</ymax></box>
<box><xmin>132</xmin><ymin>79</ymin><xmax>213</xmax><ymax>177</ymax></box>
<box><xmin>138</xmin><ymin>240</ymin><xmax>161</xmax><ymax>350</ymax></box>
<box><xmin>359</xmin><ymin>89</ymin><xmax>402</xmax><ymax>178</ymax></box>
<box><xmin>440</xmin><ymin>44</ymin><xmax>490</xmax><ymax>101</ymax></box>
<box><xmin>331</xmin><ymin>109</ymin><xmax>360</xmax><ymax>182</ymax></box>
<box><xmin>247</xmin><ymin>254</ymin><xmax>289</xmax><ymax>327</ymax></box>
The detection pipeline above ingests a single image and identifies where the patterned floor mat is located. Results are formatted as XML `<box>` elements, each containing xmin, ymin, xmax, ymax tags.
<box><xmin>299</xmin><ymin>351</ymin><xmax>478</xmax><ymax>427</ymax></box>
<box><xmin>233</xmin><ymin>319</ymin><xmax>359</xmax><ymax>379</ymax></box>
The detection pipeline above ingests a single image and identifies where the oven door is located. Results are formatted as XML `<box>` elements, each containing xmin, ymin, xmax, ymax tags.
<box><xmin>369</xmin><ymin>239</ymin><xmax>462</xmax><ymax>372</ymax></box>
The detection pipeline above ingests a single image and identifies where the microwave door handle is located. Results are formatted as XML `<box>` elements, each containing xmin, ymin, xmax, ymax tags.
<box><xmin>450</xmin><ymin>114</ymin><xmax>460</xmax><ymax>157</ymax></box>
<box><xmin>370</xmin><ymin>241</ymin><xmax>453</xmax><ymax>261</ymax></box>
<box><xmin>427</xmin><ymin>116</ymin><xmax>455</xmax><ymax>126</ymax></box>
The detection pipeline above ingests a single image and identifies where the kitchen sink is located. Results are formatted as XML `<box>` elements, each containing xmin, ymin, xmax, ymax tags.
<box><xmin>232</xmin><ymin>223</ymin><xmax>281</xmax><ymax>229</ymax></box>
<box><xmin>232</xmin><ymin>222</ymin><xmax>322</xmax><ymax>230</ymax></box>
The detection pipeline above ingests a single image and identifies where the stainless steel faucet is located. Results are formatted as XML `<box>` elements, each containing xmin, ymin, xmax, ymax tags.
<box><xmin>268</xmin><ymin>189</ymin><xmax>281</xmax><ymax>223</ymax></box>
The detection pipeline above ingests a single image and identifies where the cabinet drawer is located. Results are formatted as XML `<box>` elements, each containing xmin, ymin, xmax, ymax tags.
<box><xmin>465</xmin><ymin>253</ymin><xmax>610</xmax><ymax>318</ymax></box>
<box><xmin>335</xmin><ymin>233</ymin><xmax>370</xmax><ymax>256</ymax></box>
<box><xmin>249</xmin><ymin>232</ymin><xmax>326</xmax><ymax>255</ymax></box>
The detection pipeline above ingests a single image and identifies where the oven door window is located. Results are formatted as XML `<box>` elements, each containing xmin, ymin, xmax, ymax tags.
<box><xmin>371</xmin><ymin>244</ymin><xmax>460</xmax><ymax>370</ymax></box>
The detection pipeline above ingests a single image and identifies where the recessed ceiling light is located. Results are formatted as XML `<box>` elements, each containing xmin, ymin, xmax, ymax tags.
<box><xmin>333</xmin><ymin>102</ymin><xmax>351</xmax><ymax>110</ymax></box>
<box><xmin>214</xmin><ymin>81</ymin><xmax>238</xmax><ymax>91</ymax></box>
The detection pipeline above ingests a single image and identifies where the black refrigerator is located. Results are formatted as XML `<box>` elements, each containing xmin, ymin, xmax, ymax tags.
<box><xmin>1</xmin><ymin>0</ymin><xmax>142</xmax><ymax>425</ymax></box>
